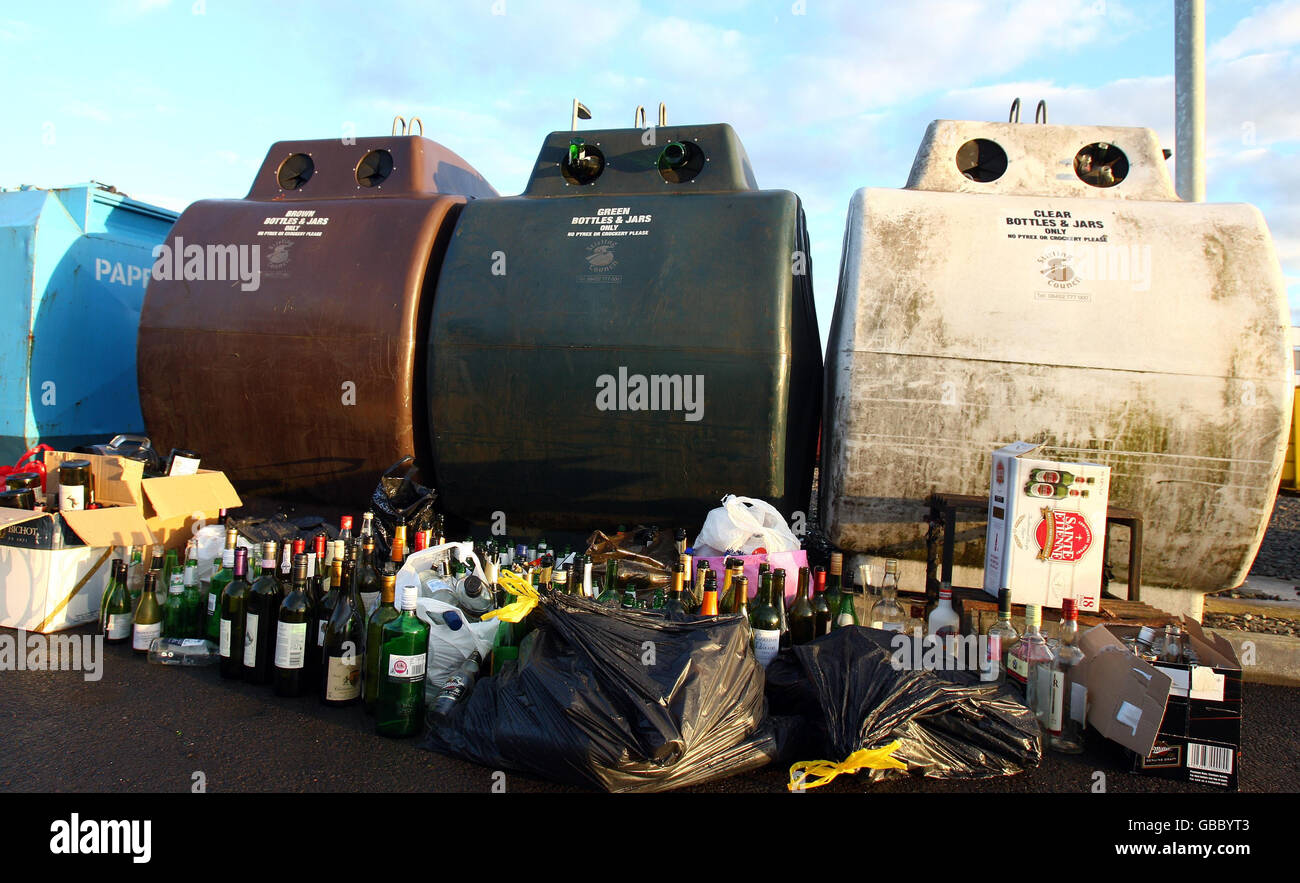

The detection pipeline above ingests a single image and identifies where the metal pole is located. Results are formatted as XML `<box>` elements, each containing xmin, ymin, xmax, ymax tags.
<box><xmin>1175</xmin><ymin>0</ymin><xmax>1206</xmax><ymax>202</ymax></box>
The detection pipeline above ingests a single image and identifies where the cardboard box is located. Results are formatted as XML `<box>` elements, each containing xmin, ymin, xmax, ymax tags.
<box><xmin>1135</xmin><ymin>618</ymin><xmax>1243</xmax><ymax>790</ymax></box>
<box><xmin>983</xmin><ymin>442</ymin><xmax>1110</xmax><ymax>612</ymax></box>
<box><xmin>1070</xmin><ymin>625</ymin><xmax>1173</xmax><ymax>759</ymax></box>
<box><xmin>0</xmin><ymin>507</ymin><xmax>150</xmax><ymax>632</ymax></box>
<box><xmin>1069</xmin><ymin>623</ymin><xmax>1243</xmax><ymax>791</ymax></box>
<box><xmin>43</xmin><ymin>450</ymin><xmax>242</xmax><ymax>553</ymax></box>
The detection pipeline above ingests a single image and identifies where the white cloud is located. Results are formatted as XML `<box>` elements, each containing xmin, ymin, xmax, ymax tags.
<box><xmin>0</xmin><ymin>18</ymin><xmax>34</xmax><ymax>40</ymax></box>
<box><xmin>1210</xmin><ymin>0</ymin><xmax>1300</xmax><ymax>60</ymax></box>
<box><xmin>62</xmin><ymin>100</ymin><xmax>113</xmax><ymax>123</ymax></box>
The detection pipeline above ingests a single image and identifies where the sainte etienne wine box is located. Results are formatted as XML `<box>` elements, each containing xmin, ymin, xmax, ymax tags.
<box><xmin>43</xmin><ymin>450</ymin><xmax>242</xmax><ymax>553</ymax></box>
<box><xmin>0</xmin><ymin>507</ymin><xmax>151</xmax><ymax>633</ymax></box>
<box><xmin>983</xmin><ymin>442</ymin><xmax>1110</xmax><ymax>613</ymax></box>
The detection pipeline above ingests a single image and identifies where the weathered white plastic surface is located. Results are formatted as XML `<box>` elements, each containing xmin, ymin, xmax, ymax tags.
<box><xmin>822</xmin><ymin>119</ymin><xmax>1292</xmax><ymax>596</ymax></box>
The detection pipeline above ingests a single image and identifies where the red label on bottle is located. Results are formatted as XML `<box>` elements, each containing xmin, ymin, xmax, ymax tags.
<box><xmin>1033</xmin><ymin>509</ymin><xmax>1093</xmax><ymax>563</ymax></box>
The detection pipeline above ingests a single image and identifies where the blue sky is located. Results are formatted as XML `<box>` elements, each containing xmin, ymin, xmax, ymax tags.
<box><xmin>3</xmin><ymin>0</ymin><xmax>1298</xmax><ymax>336</ymax></box>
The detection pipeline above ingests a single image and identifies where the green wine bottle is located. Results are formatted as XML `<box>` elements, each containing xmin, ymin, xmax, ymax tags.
<box><xmin>597</xmin><ymin>557</ymin><xmax>620</xmax><ymax>606</ymax></box>
<box><xmin>206</xmin><ymin>528</ymin><xmax>238</xmax><ymax>641</ymax></box>
<box><xmin>825</xmin><ymin>552</ymin><xmax>843</xmax><ymax>621</ymax></box>
<box><xmin>132</xmin><ymin>571</ymin><xmax>163</xmax><ymax>655</ymax></box>
<box><xmin>788</xmin><ymin>565</ymin><xmax>815</xmax><ymax>645</ymax></box>
<box><xmin>320</xmin><ymin>552</ymin><xmax>365</xmax><ymax>706</ymax></box>
<box><xmin>662</xmin><ymin>563</ymin><xmax>686</xmax><ymax>615</ymax></box>
<box><xmin>833</xmin><ymin>573</ymin><xmax>859</xmax><ymax>630</ymax></box>
<box><xmin>162</xmin><ymin>554</ymin><xmax>188</xmax><ymax>639</ymax></box>
<box><xmin>182</xmin><ymin>541</ymin><xmax>203</xmax><ymax>638</ymax></box>
<box><xmin>243</xmin><ymin>541</ymin><xmax>283</xmax><ymax>685</ymax></box>
<box><xmin>376</xmin><ymin>584</ymin><xmax>431</xmax><ymax>737</ymax></box>
<box><xmin>274</xmin><ymin>554</ymin><xmax>315</xmax><ymax>697</ymax></box>
<box><xmin>218</xmin><ymin>548</ymin><xmax>251</xmax><ymax>679</ymax></box>
<box><xmin>748</xmin><ymin>574</ymin><xmax>780</xmax><ymax>667</ymax></box>
<box><xmin>364</xmin><ymin>570</ymin><xmax>401</xmax><ymax>714</ymax></box>
<box><xmin>102</xmin><ymin>560</ymin><xmax>132</xmax><ymax>644</ymax></box>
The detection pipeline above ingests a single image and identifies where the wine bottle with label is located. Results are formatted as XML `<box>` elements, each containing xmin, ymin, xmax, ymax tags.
<box><xmin>103</xmin><ymin>560</ymin><xmax>133</xmax><ymax>644</ymax></box>
<box><xmin>206</xmin><ymin>528</ymin><xmax>238</xmax><ymax>641</ymax></box>
<box><xmin>811</xmin><ymin>566</ymin><xmax>831</xmax><ymax>636</ymax></box>
<box><xmin>218</xmin><ymin>548</ymin><xmax>251</xmax><ymax>679</ymax></box>
<box><xmin>321</xmin><ymin>550</ymin><xmax>366</xmax><ymax>707</ymax></box>
<box><xmin>181</xmin><ymin>541</ymin><xmax>203</xmax><ymax>638</ymax></box>
<box><xmin>748</xmin><ymin>574</ymin><xmax>780</xmax><ymax>667</ymax></box>
<box><xmin>773</xmin><ymin>568</ymin><xmax>791</xmax><ymax>650</ymax></box>
<box><xmin>357</xmin><ymin>536</ymin><xmax>381</xmax><ymax>618</ymax></box>
<box><xmin>163</xmin><ymin>555</ymin><xmax>188</xmax><ymax>639</ymax></box>
<box><xmin>316</xmin><ymin>556</ymin><xmax>344</xmax><ymax>672</ymax></box>
<box><xmin>132</xmin><ymin>571</ymin><xmax>164</xmax><ymax>655</ymax></box>
<box><xmin>243</xmin><ymin>541</ymin><xmax>283</xmax><ymax>685</ymax></box>
<box><xmin>274</xmin><ymin>554</ymin><xmax>315</xmax><ymax>697</ymax></box>
<box><xmin>825</xmin><ymin>553</ymin><xmax>844</xmax><ymax>619</ymax></box>
<box><xmin>364</xmin><ymin>570</ymin><xmax>401</xmax><ymax>714</ymax></box>
<box><xmin>662</xmin><ymin>563</ymin><xmax>686</xmax><ymax>615</ymax></box>
<box><xmin>376</xmin><ymin>584</ymin><xmax>431</xmax><ymax>737</ymax></box>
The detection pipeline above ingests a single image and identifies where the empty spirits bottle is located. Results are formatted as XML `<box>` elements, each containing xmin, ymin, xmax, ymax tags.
<box><xmin>788</xmin><ymin>566</ymin><xmax>815</xmax><ymax>645</ymax></box>
<box><xmin>132</xmin><ymin>571</ymin><xmax>164</xmax><ymax>655</ymax></box>
<box><xmin>429</xmin><ymin>650</ymin><xmax>482</xmax><ymax>727</ymax></box>
<box><xmin>364</xmin><ymin>570</ymin><xmax>401</xmax><ymax>714</ymax></box>
<box><xmin>1009</xmin><ymin>604</ymin><xmax>1052</xmax><ymax>688</ymax></box>
<box><xmin>870</xmin><ymin>559</ymin><xmax>900</xmax><ymax>628</ymax></box>
<box><xmin>1042</xmin><ymin>598</ymin><xmax>1085</xmax><ymax>754</ymax></box>
<box><xmin>927</xmin><ymin>582</ymin><xmax>960</xmax><ymax>638</ymax></box>
<box><xmin>274</xmin><ymin>554</ymin><xmax>315</xmax><ymax>697</ymax></box>
<box><xmin>243</xmin><ymin>541</ymin><xmax>283</xmax><ymax>685</ymax></box>
<box><xmin>218</xmin><ymin>548</ymin><xmax>251</xmax><ymax>679</ymax></box>
<box><xmin>982</xmin><ymin>589</ymin><xmax>1019</xmax><ymax>684</ymax></box>
<box><xmin>811</xmin><ymin>566</ymin><xmax>831</xmax><ymax>636</ymax></box>
<box><xmin>748</xmin><ymin>574</ymin><xmax>780</xmax><ymax>667</ymax></box>
<box><xmin>376</xmin><ymin>584</ymin><xmax>431</xmax><ymax>737</ymax></box>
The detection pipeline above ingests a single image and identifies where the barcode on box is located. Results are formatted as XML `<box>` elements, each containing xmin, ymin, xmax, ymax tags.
<box><xmin>1187</xmin><ymin>742</ymin><xmax>1234</xmax><ymax>775</ymax></box>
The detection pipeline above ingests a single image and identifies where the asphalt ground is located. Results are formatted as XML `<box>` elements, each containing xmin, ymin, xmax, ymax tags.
<box><xmin>1</xmin><ymin>623</ymin><xmax>1296</xmax><ymax>794</ymax></box>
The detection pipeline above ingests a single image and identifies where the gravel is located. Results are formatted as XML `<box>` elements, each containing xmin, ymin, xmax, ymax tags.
<box><xmin>1202</xmin><ymin>611</ymin><xmax>1299</xmax><ymax>636</ymax></box>
<box><xmin>1249</xmin><ymin>493</ymin><xmax>1300</xmax><ymax>580</ymax></box>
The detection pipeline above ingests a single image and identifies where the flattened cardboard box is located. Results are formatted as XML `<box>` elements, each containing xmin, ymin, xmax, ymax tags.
<box><xmin>1069</xmin><ymin>625</ymin><xmax>1173</xmax><ymax>759</ymax></box>
<box><xmin>984</xmin><ymin>442</ymin><xmax>1110</xmax><ymax>613</ymax></box>
<box><xmin>44</xmin><ymin>450</ymin><xmax>241</xmax><ymax>553</ymax></box>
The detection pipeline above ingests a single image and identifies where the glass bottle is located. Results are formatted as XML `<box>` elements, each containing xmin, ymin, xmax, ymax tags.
<box><xmin>700</xmin><ymin>570</ymin><xmax>719</xmax><ymax>615</ymax></box>
<box><xmin>773</xmin><ymin>568</ymin><xmax>791</xmax><ymax>650</ymax></box>
<box><xmin>126</xmin><ymin>544</ymin><xmax>145</xmax><ymax>604</ymax></box>
<box><xmin>132</xmin><ymin>571</ymin><xmax>163</xmax><ymax>655</ymax></box>
<box><xmin>365</xmin><ymin>570</ymin><xmax>401</xmax><ymax>714</ymax></box>
<box><xmin>321</xmin><ymin>550</ymin><xmax>365</xmax><ymax>707</ymax></box>
<box><xmin>982</xmin><ymin>588</ymin><xmax>1019</xmax><ymax>684</ymax></box>
<box><xmin>748</xmin><ymin>574</ymin><xmax>780</xmax><ymax>667</ymax></box>
<box><xmin>163</xmin><ymin>553</ymin><xmax>188</xmax><ymax>639</ymax></box>
<box><xmin>825</xmin><ymin>552</ymin><xmax>844</xmax><ymax>619</ymax></box>
<box><xmin>788</xmin><ymin>566</ymin><xmax>815</xmax><ymax>645</ymax></box>
<box><xmin>811</xmin><ymin>566</ymin><xmax>831</xmax><ymax>636</ymax></box>
<box><xmin>274</xmin><ymin>554</ymin><xmax>315</xmax><ymax>697</ymax></box>
<box><xmin>102</xmin><ymin>560</ymin><xmax>132</xmax><ymax>644</ymax></box>
<box><xmin>1010</xmin><ymin>604</ymin><xmax>1052</xmax><ymax>689</ymax></box>
<box><xmin>1044</xmin><ymin>598</ymin><xmax>1086</xmax><ymax>753</ymax></box>
<box><xmin>663</xmin><ymin>564</ymin><xmax>687</xmax><ymax>615</ymax></box>
<box><xmin>181</xmin><ymin>541</ymin><xmax>202</xmax><ymax>638</ymax></box>
<box><xmin>218</xmin><ymin>548</ymin><xmax>251</xmax><ymax>679</ymax></box>
<box><xmin>597</xmin><ymin>557</ymin><xmax>620</xmax><ymax>606</ymax></box>
<box><xmin>206</xmin><ymin>528</ymin><xmax>238</xmax><ymax>642</ymax></box>
<box><xmin>357</xmin><ymin>536</ymin><xmax>382</xmax><ymax>618</ymax></box>
<box><xmin>832</xmin><ymin>572</ymin><xmax>858</xmax><ymax>630</ymax></box>
<box><xmin>871</xmin><ymin>571</ymin><xmax>907</xmax><ymax>633</ymax></box>
<box><xmin>376</xmin><ymin>585</ymin><xmax>431</xmax><ymax>737</ymax></box>
<box><xmin>927</xmin><ymin>582</ymin><xmax>960</xmax><ymax>638</ymax></box>
<box><xmin>243</xmin><ymin>541</ymin><xmax>284</xmax><ymax>685</ymax></box>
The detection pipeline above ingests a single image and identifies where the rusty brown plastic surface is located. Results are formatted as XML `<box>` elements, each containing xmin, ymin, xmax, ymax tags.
<box><xmin>137</xmin><ymin>135</ymin><xmax>495</xmax><ymax>503</ymax></box>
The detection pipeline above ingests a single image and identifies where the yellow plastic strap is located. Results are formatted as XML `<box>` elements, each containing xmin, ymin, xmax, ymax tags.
<box><xmin>787</xmin><ymin>741</ymin><xmax>907</xmax><ymax>791</ymax></box>
<box><xmin>480</xmin><ymin>569</ymin><xmax>539</xmax><ymax>624</ymax></box>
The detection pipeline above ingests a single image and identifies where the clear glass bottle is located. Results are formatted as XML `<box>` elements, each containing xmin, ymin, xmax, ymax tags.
<box><xmin>870</xmin><ymin>572</ymin><xmax>907</xmax><ymax>633</ymax></box>
<box><xmin>983</xmin><ymin>588</ymin><xmax>1019</xmax><ymax>684</ymax></box>
<box><xmin>1044</xmin><ymin>598</ymin><xmax>1086</xmax><ymax>753</ymax></box>
<box><xmin>927</xmin><ymin>581</ymin><xmax>960</xmax><ymax>638</ymax></box>
<box><xmin>1008</xmin><ymin>603</ymin><xmax>1052</xmax><ymax>687</ymax></box>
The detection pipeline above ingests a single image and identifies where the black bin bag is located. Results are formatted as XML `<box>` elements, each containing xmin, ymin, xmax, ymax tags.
<box><xmin>765</xmin><ymin>627</ymin><xmax>1042</xmax><ymax>788</ymax></box>
<box><xmin>421</xmin><ymin>594</ymin><xmax>785</xmax><ymax>792</ymax></box>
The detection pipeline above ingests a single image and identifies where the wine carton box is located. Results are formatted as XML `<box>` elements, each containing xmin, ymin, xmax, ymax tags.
<box><xmin>0</xmin><ymin>508</ymin><xmax>147</xmax><ymax>632</ymax></box>
<box><xmin>983</xmin><ymin>442</ymin><xmax>1110</xmax><ymax>613</ymax></box>
<box><xmin>43</xmin><ymin>450</ymin><xmax>242</xmax><ymax>553</ymax></box>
